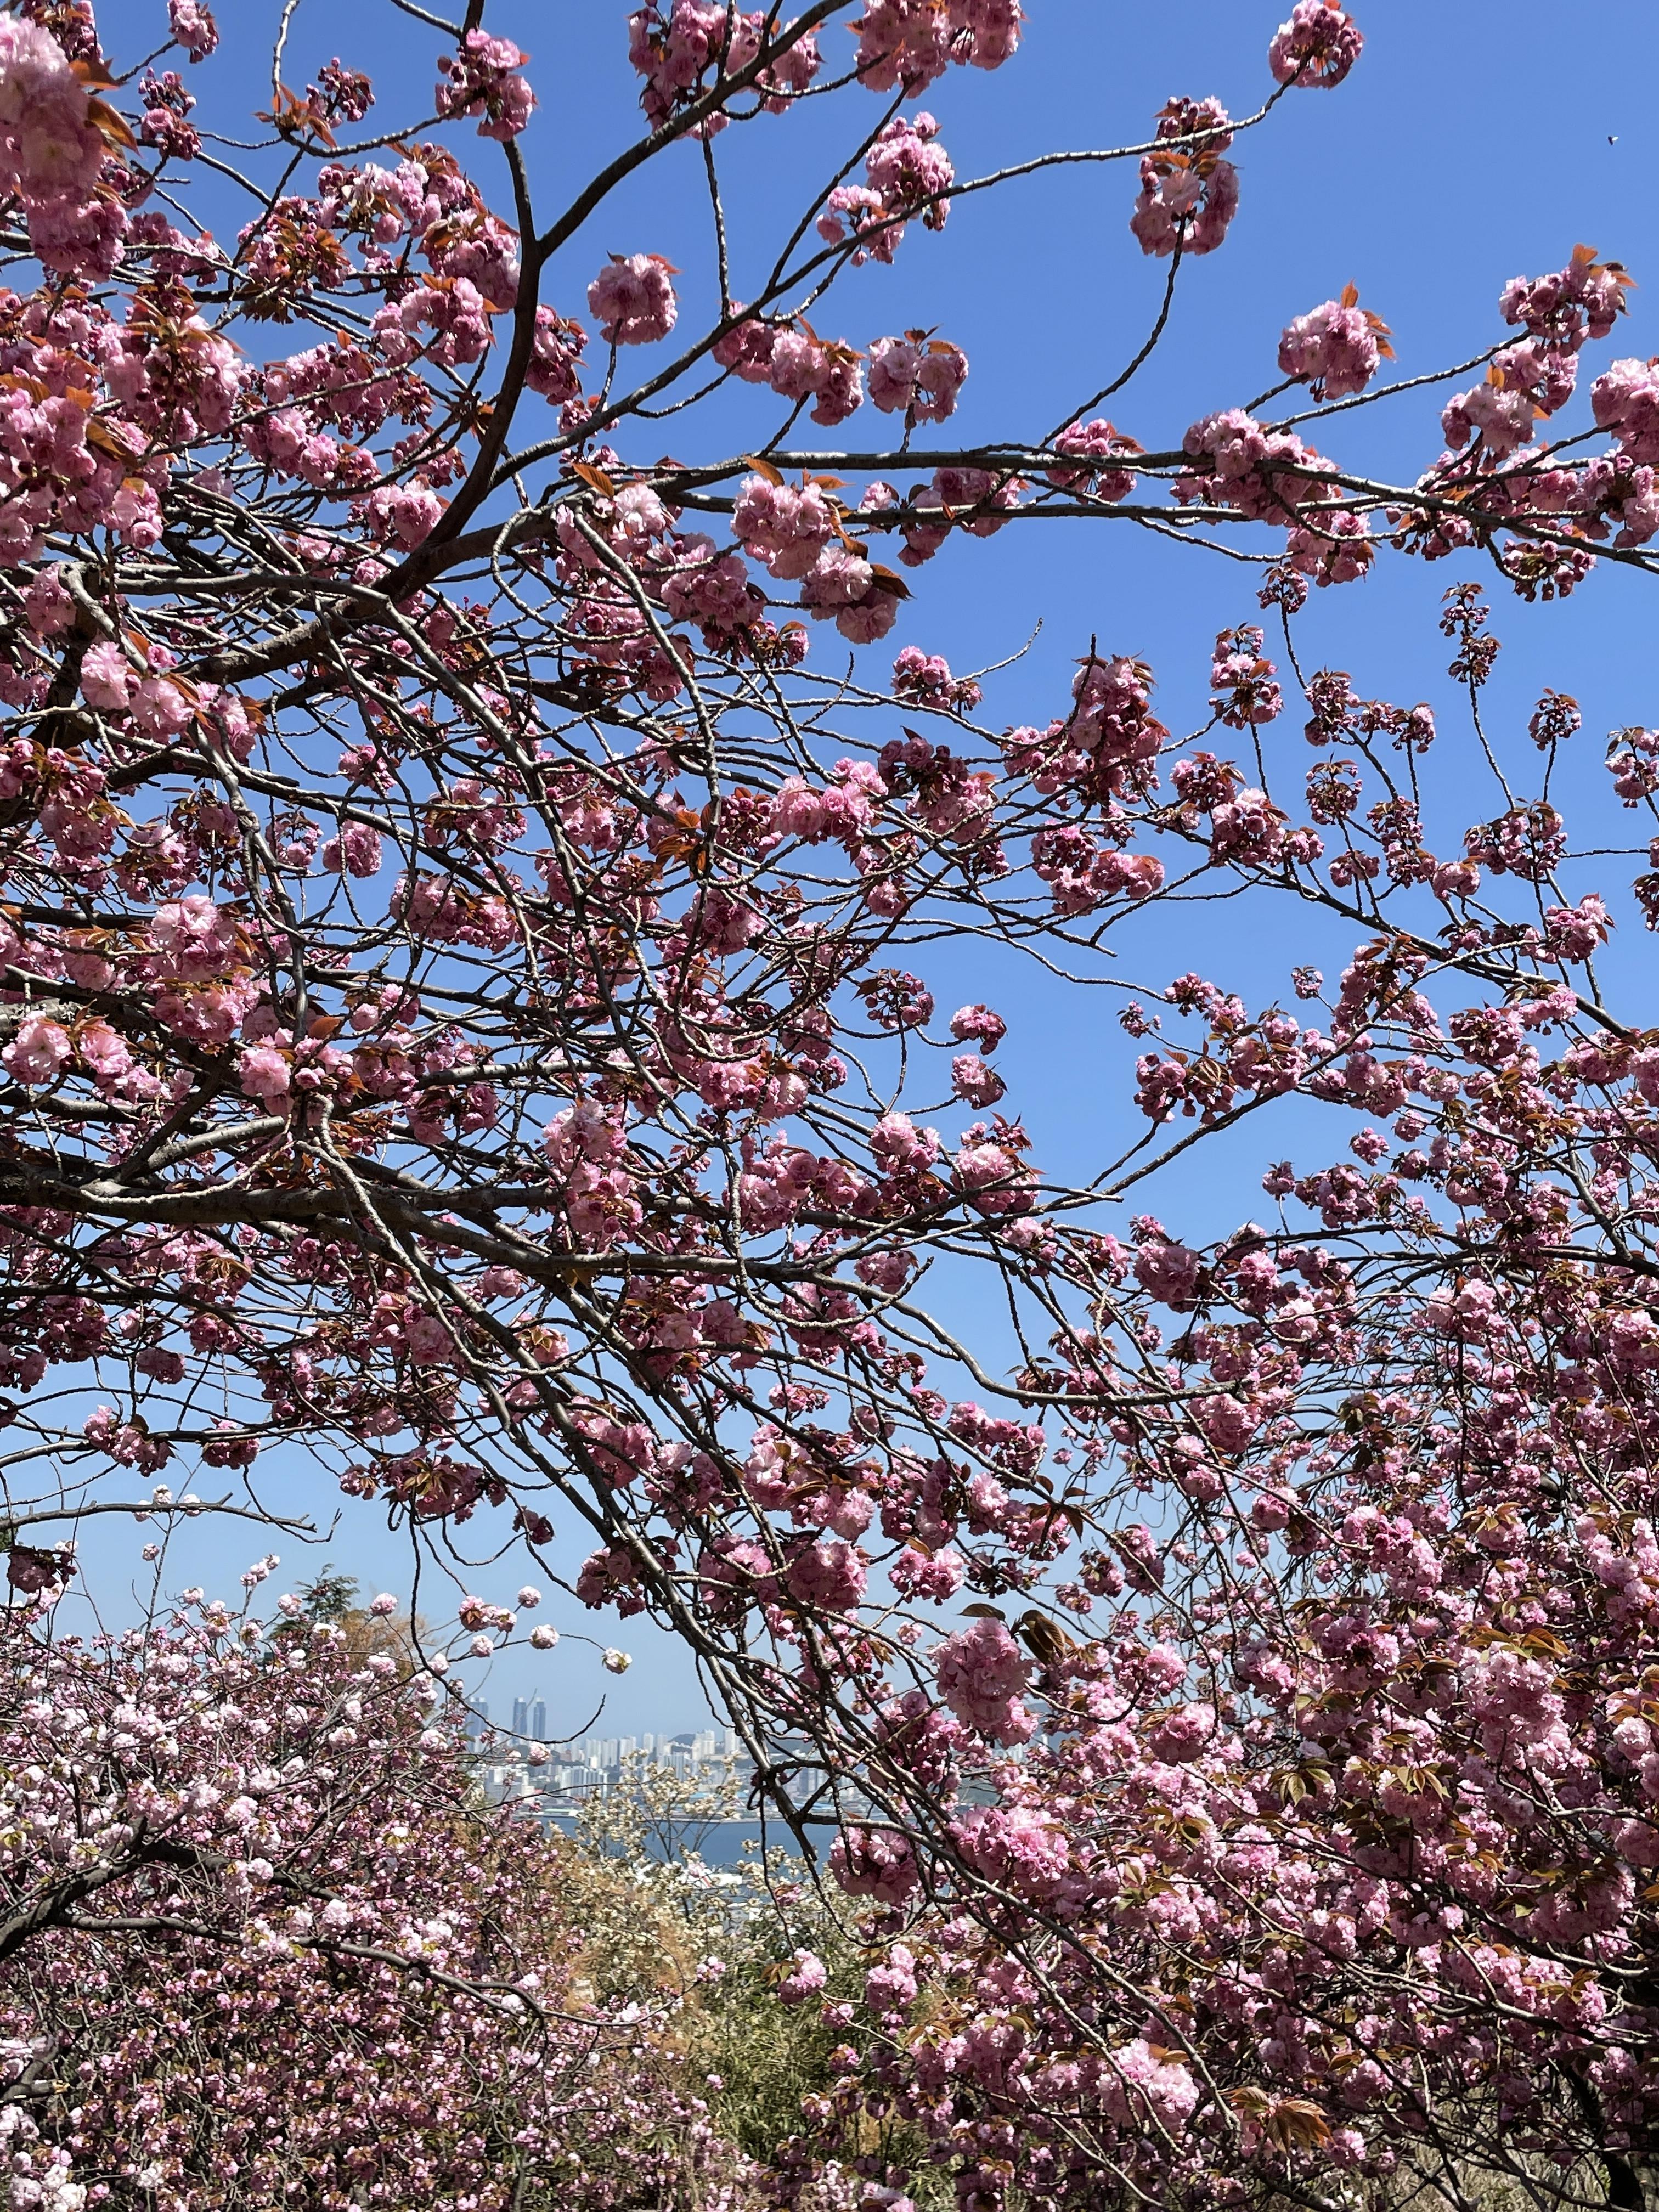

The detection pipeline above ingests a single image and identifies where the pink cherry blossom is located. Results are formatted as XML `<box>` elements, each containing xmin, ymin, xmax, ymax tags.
<box><xmin>1</xmin><ymin>1014</ymin><xmax>70</xmax><ymax>1085</ymax></box>
<box><xmin>868</xmin><ymin>334</ymin><xmax>967</xmax><ymax>422</ymax></box>
<box><xmin>588</xmin><ymin>253</ymin><xmax>679</xmax><ymax>346</ymax></box>
<box><xmin>1593</xmin><ymin>356</ymin><xmax>1659</xmax><ymax>466</ymax></box>
<box><xmin>1131</xmin><ymin>98</ymin><xmax>1238</xmax><ymax>257</ymax></box>
<box><xmin>436</xmin><ymin>30</ymin><xmax>535</xmax><ymax>140</ymax></box>
<box><xmin>79</xmin><ymin>641</ymin><xmax>134</xmax><ymax>710</ymax></box>
<box><xmin>732</xmin><ymin>475</ymin><xmax>840</xmax><ymax>578</ymax></box>
<box><xmin>935</xmin><ymin>1616</ymin><xmax>1034</xmax><ymax>1743</ymax></box>
<box><xmin>851</xmin><ymin>0</ymin><xmax>1023</xmax><ymax>93</ymax></box>
<box><xmin>767</xmin><ymin>326</ymin><xmax>865</xmax><ymax>424</ymax></box>
<box><xmin>1268</xmin><ymin>0</ymin><xmax>1364</xmax><ymax>87</ymax></box>
<box><xmin>0</xmin><ymin>18</ymin><xmax>107</xmax><ymax>205</ymax></box>
<box><xmin>1279</xmin><ymin>291</ymin><xmax>1390</xmax><ymax>398</ymax></box>
<box><xmin>777</xmin><ymin>1947</ymin><xmax>828</xmax><ymax>2003</ymax></box>
<box><xmin>1048</xmin><ymin>417</ymin><xmax>1141</xmax><ymax>499</ymax></box>
<box><xmin>168</xmin><ymin>0</ymin><xmax>219</xmax><ymax>59</ymax></box>
<box><xmin>951</xmin><ymin>1053</ymin><xmax>1005</xmax><ymax>1107</ymax></box>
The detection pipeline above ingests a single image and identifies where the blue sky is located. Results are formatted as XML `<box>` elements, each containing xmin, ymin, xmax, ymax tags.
<box><xmin>70</xmin><ymin>0</ymin><xmax>1659</xmax><ymax>1734</ymax></box>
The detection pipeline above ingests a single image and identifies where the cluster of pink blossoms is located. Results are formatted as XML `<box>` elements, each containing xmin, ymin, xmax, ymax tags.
<box><xmin>1048</xmin><ymin>417</ymin><xmax>1141</xmax><ymax>500</ymax></box>
<box><xmin>1177</xmin><ymin>410</ymin><xmax>1333</xmax><ymax>522</ymax></box>
<box><xmin>0</xmin><ymin>15</ymin><xmax>126</xmax><ymax>275</ymax></box>
<box><xmin>934</xmin><ymin>1615</ymin><xmax>1035</xmax><ymax>1743</ymax></box>
<box><xmin>434</xmin><ymin>29</ymin><xmax>535</xmax><ymax>140</ymax></box>
<box><xmin>712</xmin><ymin>311</ymin><xmax>867</xmax><ymax>424</ymax></box>
<box><xmin>1502</xmin><ymin>240</ymin><xmax>1629</xmax><ymax>347</ymax></box>
<box><xmin>819</xmin><ymin>111</ymin><xmax>954</xmax><ymax>264</ymax></box>
<box><xmin>1592</xmin><ymin>355</ymin><xmax>1659</xmax><ymax>465</ymax></box>
<box><xmin>627</xmin><ymin>2</ymin><xmax>821</xmax><ymax>130</ymax></box>
<box><xmin>731</xmin><ymin>472</ymin><xmax>906</xmax><ymax>641</ymax></box>
<box><xmin>1177</xmin><ymin>411</ymin><xmax>1373</xmax><ymax>582</ymax></box>
<box><xmin>849</xmin><ymin>0</ymin><xmax>1023</xmax><ymax>93</ymax></box>
<box><xmin>1211</xmin><ymin>624</ymin><xmax>1284</xmax><ymax>726</ymax></box>
<box><xmin>168</xmin><ymin>0</ymin><xmax>218</xmax><ymax>57</ymax></box>
<box><xmin>892</xmin><ymin>644</ymin><xmax>981</xmax><ymax>711</ymax></box>
<box><xmin>733</xmin><ymin>476</ymin><xmax>842</xmax><ymax>579</ymax></box>
<box><xmin>1130</xmin><ymin>98</ymin><xmax>1238</xmax><ymax>259</ymax></box>
<box><xmin>0</xmin><ymin>354</ymin><xmax>154</xmax><ymax>563</ymax></box>
<box><xmin>1268</xmin><ymin>0</ymin><xmax>1364</xmax><ymax>86</ymax></box>
<box><xmin>867</xmin><ymin>333</ymin><xmax>968</xmax><ymax>422</ymax></box>
<box><xmin>587</xmin><ymin>252</ymin><xmax>679</xmax><ymax>347</ymax></box>
<box><xmin>1439</xmin><ymin>250</ymin><xmax>1629</xmax><ymax>464</ymax></box>
<box><xmin>1278</xmin><ymin>286</ymin><xmax>1391</xmax><ymax>398</ymax></box>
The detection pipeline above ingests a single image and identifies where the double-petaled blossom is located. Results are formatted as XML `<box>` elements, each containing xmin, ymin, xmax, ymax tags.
<box><xmin>1279</xmin><ymin>289</ymin><xmax>1391</xmax><ymax>398</ymax></box>
<box><xmin>868</xmin><ymin>333</ymin><xmax>967</xmax><ymax>421</ymax></box>
<box><xmin>934</xmin><ymin>1616</ymin><xmax>1035</xmax><ymax>1743</ymax></box>
<box><xmin>435</xmin><ymin>30</ymin><xmax>535</xmax><ymax>139</ymax></box>
<box><xmin>168</xmin><ymin>1</ymin><xmax>219</xmax><ymax>59</ymax></box>
<box><xmin>1592</xmin><ymin>356</ymin><xmax>1659</xmax><ymax>465</ymax></box>
<box><xmin>628</xmin><ymin>3</ymin><xmax>822</xmax><ymax>129</ymax></box>
<box><xmin>821</xmin><ymin>110</ymin><xmax>954</xmax><ymax>263</ymax></box>
<box><xmin>850</xmin><ymin>0</ymin><xmax>1023</xmax><ymax>94</ymax></box>
<box><xmin>1048</xmin><ymin>417</ymin><xmax>1141</xmax><ymax>499</ymax></box>
<box><xmin>1268</xmin><ymin>0</ymin><xmax>1363</xmax><ymax>86</ymax></box>
<box><xmin>1131</xmin><ymin>97</ymin><xmax>1238</xmax><ymax>257</ymax></box>
<box><xmin>588</xmin><ymin>253</ymin><xmax>679</xmax><ymax>346</ymax></box>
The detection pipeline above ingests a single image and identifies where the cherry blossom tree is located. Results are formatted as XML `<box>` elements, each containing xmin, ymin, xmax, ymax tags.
<box><xmin>4</xmin><ymin>0</ymin><xmax>1659</xmax><ymax>2205</ymax></box>
<box><xmin>0</xmin><ymin>1572</ymin><xmax>761</xmax><ymax>2210</ymax></box>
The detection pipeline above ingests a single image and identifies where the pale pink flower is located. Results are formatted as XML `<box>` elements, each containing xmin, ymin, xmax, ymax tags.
<box><xmin>80</xmin><ymin>641</ymin><xmax>134</xmax><ymax>711</ymax></box>
<box><xmin>934</xmin><ymin>1616</ymin><xmax>1034</xmax><ymax>1743</ymax></box>
<box><xmin>1279</xmin><ymin>293</ymin><xmax>1388</xmax><ymax>398</ymax></box>
<box><xmin>1268</xmin><ymin>0</ymin><xmax>1363</xmax><ymax>87</ymax></box>
<box><xmin>436</xmin><ymin>30</ymin><xmax>535</xmax><ymax>140</ymax></box>
<box><xmin>868</xmin><ymin>334</ymin><xmax>967</xmax><ymax>422</ymax></box>
<box><xmin>2</xmin><ymin>1014</ymin><xmax>70</xmax><ymax>1086</ymax></box>
<box><xmin>777</xmin><ymin>1948</ymin><xmax>828</xmax><ymax>2004</ymax></box>
<box><xmin>169</xmin><ymin>0</ymin><xmax>220</xmax><ymax>59</ymax></box>
<box><xmin>587</xmin><ymin>254</ymin><xmax>678</xmax><ymax>346</ymax></box>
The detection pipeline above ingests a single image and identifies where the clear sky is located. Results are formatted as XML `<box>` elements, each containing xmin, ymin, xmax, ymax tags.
<box><xmin>71</xmin><ymin>0</ymin><xmax>1659</xmax><ymax>1736</ymax></box>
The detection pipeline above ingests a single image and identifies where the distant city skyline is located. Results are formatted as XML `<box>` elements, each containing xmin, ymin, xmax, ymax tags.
<box><xmin>471</xmin><ymin>1718</ymin><xmax>744</xmax><ymax>1818</ymax></box>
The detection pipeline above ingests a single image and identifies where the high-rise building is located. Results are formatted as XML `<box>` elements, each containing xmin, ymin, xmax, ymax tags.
<box><xmin>511</xmin><ymin>1695</ymin><xmax>530</xmax><ymax>1736</ymax></box>
<box><xmin>531</xmin><ymin>1697</ymin><xmax>548</xmax><ymax>1741</ymax></box>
